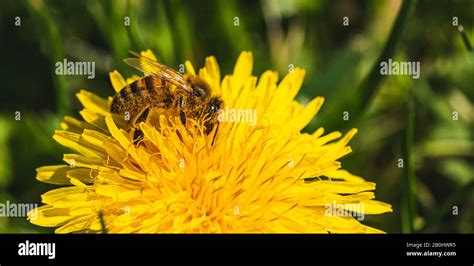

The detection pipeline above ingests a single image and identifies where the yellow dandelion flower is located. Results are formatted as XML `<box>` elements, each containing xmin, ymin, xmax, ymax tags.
<box><xmin>28</xmin><ymin>50</ymin><xmax>392</xmax><ymax>233</ymax></box>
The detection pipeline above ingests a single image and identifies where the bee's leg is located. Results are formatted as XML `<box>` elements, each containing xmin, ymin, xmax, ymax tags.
<box><xmin>132</xmin><ymin>108</ymin><xmax>150</xmax><ymax>145</ymax></box>
<box><xmin>177</xmin><ymin>97</ymin><xmax>193</xmax><ymax>140</ymax></box>
<box><xmin>180</xmin><ymin>110</ymin><xmax>186</xmax><ymax>126</ymax></box>
<box><xmin>133</xmin><ymin>129</ymin><xmax>144</xmax><ymax>145</ymax></box>
<box><xmin>179</xmin><ymin>97</ymin><xmax>186</xmax><ymax>126</ymax></box>
<box><xmin>211</xmin><ymin>121</ymin><xmax>219</xmax><ymax>146</ymax></box>
<box><xmin>135</xmin><ymin>108</ymin><xmax>150</xmax><ymax>124</ymax></box>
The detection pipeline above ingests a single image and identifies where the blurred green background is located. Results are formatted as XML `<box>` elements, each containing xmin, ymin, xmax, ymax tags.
<box><xmin>0</xmin><ymin>0</ymin><xmax>472</xmax><ymax>233</ymax></box>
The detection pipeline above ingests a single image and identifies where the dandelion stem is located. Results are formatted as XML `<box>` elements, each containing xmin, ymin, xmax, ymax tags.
<box><xmin>339</xmin><ymin>0</ymin><xmax>416</xmax><ymax>124</ymax></box>
<box><xmin>153</xmin><ymin>1</ymin><xmax>176</xmax><ymax>64</ymax></box>
<box><xmin>321</xmin><ymin>0</ymin><xmax>417</xmax><ymax>131</ymax></box>
<box><xmin>169</xmin><ymin>0</ymin><xmax>194</xmax><ymax>62</ymax></box>
<box><xmin>356</xmin><ymin>0</ymin><xmax>417</xmax><ymax>112</ymax></box>
<box><xmin>356</xmin><ymin>0</ymin><xmax>416</xmax><ymax>108</ymax></box>
<box><xmin>126</xmin><ymin>0</ymin><xmax>146</xmax><ymax>52</ymax></box>
<box><xmin>88</xmin><ymin>1</ymin><xmax>128</xmax><ymax>70</ymax></box>
<box><xmin>26</xmin><ymin>0</ymin><xmax>69</xmax><ymax>115</ymax></box>
<box><xmin>401</xmin><ymin>89</ymin><xmax>416</xmax><ymax>233</ymax></box>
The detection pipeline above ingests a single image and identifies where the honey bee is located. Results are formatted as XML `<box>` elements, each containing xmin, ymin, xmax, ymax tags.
<box><xmin>110</xmin><ymin>51</ymin><xmax>223</xmax><ymax>144</ymax></box>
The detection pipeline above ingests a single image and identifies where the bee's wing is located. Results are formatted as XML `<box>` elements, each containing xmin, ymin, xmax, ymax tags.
<box><xmin>124</xmin><ymin>53</ymin><xmax>192</xmax><ymax>92</ymax></box>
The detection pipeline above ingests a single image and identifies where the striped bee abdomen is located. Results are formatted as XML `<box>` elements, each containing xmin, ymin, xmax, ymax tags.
<box><xmin>110</xmin><ymin>76</ymin><xmax>171</xmax><ymax>124</ymax></box>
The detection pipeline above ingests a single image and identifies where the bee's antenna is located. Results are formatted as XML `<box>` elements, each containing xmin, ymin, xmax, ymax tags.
<box><xmin>211</xmin><ymin>121</ymin><xmax>219</xmax><ymax>146</ymax></box>
<box><xmin>458</xmin><ymin>25</ymin><xmax>472</xmax><ymax>52</ymax></box>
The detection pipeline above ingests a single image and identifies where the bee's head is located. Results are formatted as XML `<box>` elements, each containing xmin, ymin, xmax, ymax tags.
<box><xmin>188</xmin><ymin>76</ymin><xmax>210</xmax><ymax>97</ymax></box>
<box><xmin>206</xmin><ymin>96</ymin><xmax>222</xmax><ymax>117</ymax></box>
<box><xmin>201</xmin><ymin>96</ymin><xmax>222</xmax><ymax>122</ymax></box>
<box><xmin>202</xmin><ymin>96</ymin><xmax>223</xmax><ymax>135</ymax></box>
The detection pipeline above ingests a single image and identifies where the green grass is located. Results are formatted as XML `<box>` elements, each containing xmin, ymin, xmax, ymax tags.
<box><xmin>0</xmin><ymin>0</ymin><xmax>472</xmax><ymax>233</ymax></box>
